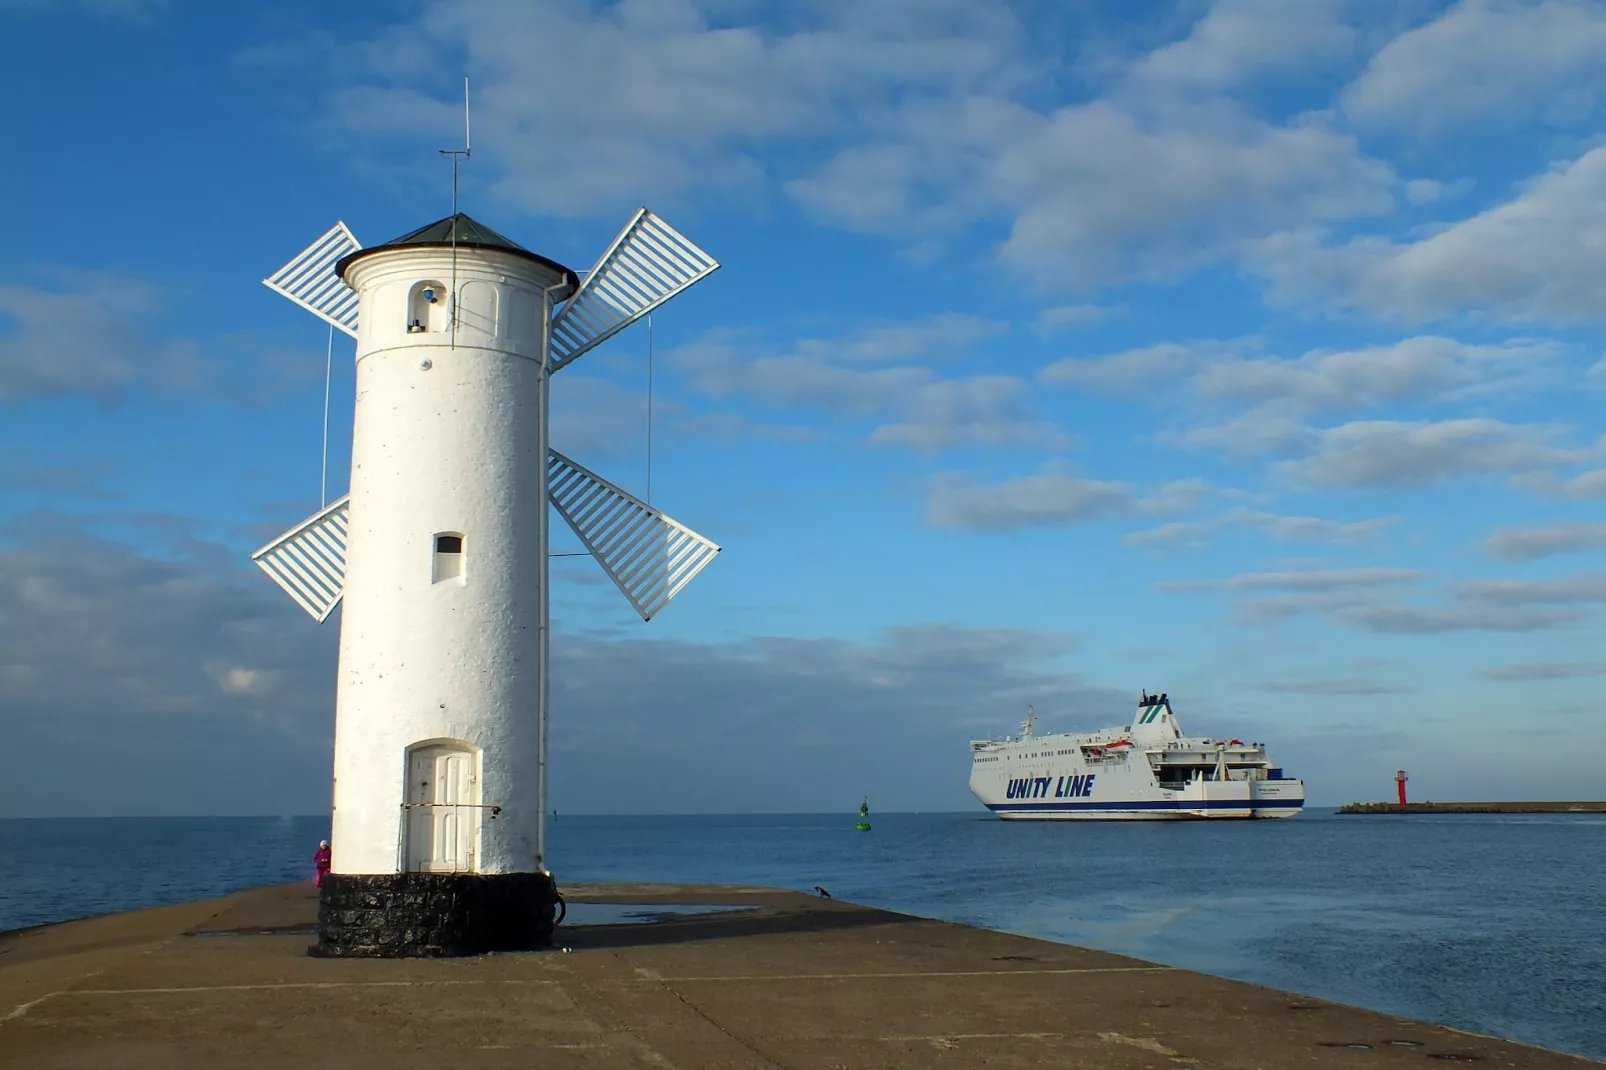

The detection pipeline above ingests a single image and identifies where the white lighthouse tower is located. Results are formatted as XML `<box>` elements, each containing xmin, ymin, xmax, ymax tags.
<box><xmin>253</xmin><ymin>210</ymin><xmax>720</xmax><ymax>956</ymax></box>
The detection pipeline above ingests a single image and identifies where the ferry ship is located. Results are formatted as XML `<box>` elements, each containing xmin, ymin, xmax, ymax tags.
<box><xmin>969</xmin><ymin>693</ymin><xmax>1304</xmax><ymax>819</ymax></box>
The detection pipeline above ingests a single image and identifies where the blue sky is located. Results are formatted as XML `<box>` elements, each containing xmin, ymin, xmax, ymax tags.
<box><xmin>3</xmin><ymin>0</ymin><xmax>1605</xmax><ymax>817</ymax></box>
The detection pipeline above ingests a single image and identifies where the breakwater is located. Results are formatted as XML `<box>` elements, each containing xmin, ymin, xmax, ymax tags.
<box><xmin>1338</xmin><ymin>800</ymin><xmax>1606</xmax><ymax>814</ymax></box>
<box><xmin>3</xmin><ymin>881</ymin><xmax>1602</xmax><ymax>1068</ymax></box>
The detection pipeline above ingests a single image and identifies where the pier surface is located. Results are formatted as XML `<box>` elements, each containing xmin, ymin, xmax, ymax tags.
<box><xmin>1</xmin><ymin>882</ymin><xmax>1598</xmax><ymax>1069</ymax></box>
<box><xmin>1338</xmin><ymin>800</ymin><xmax>1606</xmax><ymax>814</ymax></box>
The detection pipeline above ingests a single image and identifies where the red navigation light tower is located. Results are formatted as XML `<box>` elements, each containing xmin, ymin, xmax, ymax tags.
<box><xmin>1395</xmin><ymin>769</ymin><xmax>1409</xmax><ymax>805</ymax></box>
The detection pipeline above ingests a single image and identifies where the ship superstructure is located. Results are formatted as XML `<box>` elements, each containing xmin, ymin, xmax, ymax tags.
<box><xmin>969</xmin><ymin>694</ymin><xmax>1304</xmax><ymax>819</ymax></box>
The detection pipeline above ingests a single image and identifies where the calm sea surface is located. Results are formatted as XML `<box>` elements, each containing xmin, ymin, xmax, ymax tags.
<box><xmin>3</xmin><ymin>810</ymin><xmax>1602</xmax><ymax>1061</ymax></box>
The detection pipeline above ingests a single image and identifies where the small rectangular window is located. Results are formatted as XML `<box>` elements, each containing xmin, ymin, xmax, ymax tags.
<box><xmin>433</xmin><ymin>532</ymin><xmax>465</xmax><ymax>584</ymax></box>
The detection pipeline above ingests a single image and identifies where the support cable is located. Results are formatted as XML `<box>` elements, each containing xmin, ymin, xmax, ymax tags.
<box><xmin>320</xmin><ymin>322</ymin><xmax>333</xmax><ymax>509</ymax></box>
<box><xmin>646</xmin><ymin>312</ymin><xmax>654</xmax><ymax>504</ymax></box>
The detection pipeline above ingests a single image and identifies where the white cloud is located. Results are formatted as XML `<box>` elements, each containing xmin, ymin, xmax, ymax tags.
<box><xmin>0</xmin><ymin>269</ymin><xmax>320</xmax><ymax>405</ymax></box>
<box><xmin>1045</xmin><ymin>335</ymin><xmax>1556</xmax><ymax>413</ymax></box>
<box><xmin>674</xmin><ymin>332</ymin><xmax>931</xmax><ymax>417</ymax></box>
<box><xmin>0</xmin><ymin>0</ymin><xmax>165</xmax><ymax>15</ymax></box>
<box><xmin>984</xmin><ymin>102</ymin><xmax>1394</xmax><ymax>290</ymax></box>
<box><xmin>554</xmin><ymin>372</ymin><xmax>821</xmax><ymax>456</ymax></box>
<box><xmin>1127</xmin><ymin>0</ymin><xmax>1360</xmax><ymax>93</ymax></box>
<box><xmin>1178</xmin><ymin>410</ymin><xmax>1321</xmax><ymax>459</ymax></box>
<box><xmin>1167</xmin><ymin>567</ymin><xmax>1421</xmax><ymax>592</ymax></box>
<box><xmin>1511</xmin><ymin>466</ymin><xmax>1606</xmax><ymax>500</ymax></box>
<box><xmin>1273</xmin><ymin>419</ymin><xmax>1586</xmax><ymax>489</ymax></box>
<box><xmin>1040</xmin><ymin>341</ymin><xmax>1206</xmax><ymax>395</ymax></box>
<box><xmin>926</xmin><ymin>469</ymin><xmax>1136</xmax><ymax>531</ymax></box>
<box><xmin>1336</xmin><ymin>601</ymin><xmax>1584</xmax><ymax>633</ymax></box>
<box><xmin>924</xmin><ymin>465</ymin><xmax>1214</xmax><ymax>531</ymax></box>
<box><xmin>1456</xmin><ymin>573</ymin><xmax>1606</xmax><ymax>605</ymax></box>
<box><xmin>803</xmin><ymin>313</ymin><xmax>1007</xmax><ymax>362</ymax></box>
<box><xmin>674</xmin><ymin>320</ymin><xmax>1065</xmax><ymax>454</ymax></box>
<box><xmin>1126</xmin><ymin>506</ymin><xmax>1393</xmax><ymax>549</ymax></box>
<box><xmin>1192</xmin><ymin>336</ymin><xmax>1558</xmax><ymax>410</ymax></box>
<box><xmin>786</xmin><ymin>11</ymin><xmax>1396</xmax><ymax>289</ymax></box>
<box><xmin>1137</xmin><ymin>478</ymin><xmax>1213</xmax><ymax>516</ymax></box>
<box><xmin>331</xmin><ymin>0</ymin><xmax>1028</xmax><ymax>218</ymax></box>
<box><xmin>328</xmin><ymin>0</ymin><xmax>1402</xmax><ymax>292</ymax></box>
<box><xmin>1032</xmin><ymin>304</ymin><xmax>1116</xmax><ymax>337</ymax></box>
<box><xmin>1162</xmin><ymin>563</ymin><xmax>1606</xmax><ymax>633</ymax></box>
<box><xmin>1343</xmin><ymin>0</ymin><xmax>1606</xmax><ymax>134</ymax></box>
<box><xmin>1235</xmin><ymin>508</ymin><xmax>1394</xmax><ymax>543</ymax></box>
<box><xmin>667</xmin><ymin>411</ymin><xmax>818</xmax><ymax>445</ymax></box>
<box><xmin>1485</xmin><ymin>523</ymin><xmax>1606</xmax><ymax>561</ymax></box>
<box><xmin>1206</xmin><ymin>567</ymin><xmax>1606</xmax><ymax>633</ymax></box>
<box><xmin>1405</xmin><ymin>177</ymin><xmax>1472</xmax><ymax>205</ymax></box>
<box><xmin>868</xmin><ymin>376</ymin><xmax>1073</xmax><ymax>453</ymax></box>
<box><xmin>1480</xmin><ymin>660</ymin><xmax>1606</xmax><ymax>681</ymax></box>
<box><xmin>1253</xmin><ymin>147</ymin><xmax>1606</xmax><ymax>322</ymax></box>
<box><xmin>1124</xmin><ymin>519</ymin><xmax>1219</xmax><ymax>549</ymax></box>
<box><xmin>1257</xmin><ymin>678</ymin><xmax>1408</xmax><ymax>695</ymax></box>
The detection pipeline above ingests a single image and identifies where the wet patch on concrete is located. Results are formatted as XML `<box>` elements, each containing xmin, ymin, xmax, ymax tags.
<box><xmin>187</xmin><ymin>926</ymin><xmax>318</xmax><ymax>937</ymax></box>
<box><xmin>561</xmin><ymin>903</ymin><xmax>761</xmax><ymax>926</ymax></box>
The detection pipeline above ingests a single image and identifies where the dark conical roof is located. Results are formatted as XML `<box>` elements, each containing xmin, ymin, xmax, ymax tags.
<box><xmin>384</xmin><ymin>213</ymin><xmax>530</xmax><ymax>252</ymax></box>
<box><xmin>335</xmin><ymin>213</ymin><xmax>576</xmax><ymax>285</ymax></box>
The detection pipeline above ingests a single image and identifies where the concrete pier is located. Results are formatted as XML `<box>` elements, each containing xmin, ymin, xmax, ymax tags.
<box><xmin>1</xmin><ymin>882</ymin><xmax>1598</xmax><ymax>1069</ymax></box>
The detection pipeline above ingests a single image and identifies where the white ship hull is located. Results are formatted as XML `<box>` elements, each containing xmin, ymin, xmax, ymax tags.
<box><xmin>969</xmin><ymin>695</ymin><xmax>1304</xmax><ymax>821</ymax></box>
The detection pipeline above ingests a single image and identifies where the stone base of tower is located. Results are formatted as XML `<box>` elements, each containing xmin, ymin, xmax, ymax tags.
<box><xmin>309</xmin><ymin>872</ymin><xmax>560</xmax><ymax>958</ymax></box>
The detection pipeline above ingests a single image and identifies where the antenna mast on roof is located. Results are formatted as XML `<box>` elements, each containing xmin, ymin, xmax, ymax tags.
<box><xmin>440</xmin><ymin>74</ymin><xmax>471</xmax><ymax>215</ymax></box>
<box><xmin>440</xmin><ymin>75</ymin><xmax>471</xmax><ymax>346</ymax></box>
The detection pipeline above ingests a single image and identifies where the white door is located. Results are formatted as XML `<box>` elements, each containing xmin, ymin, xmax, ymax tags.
<box><xmin>406</xmin><ymin>745</ymin><xmax>478</xmax><ymax>872</ymax></box>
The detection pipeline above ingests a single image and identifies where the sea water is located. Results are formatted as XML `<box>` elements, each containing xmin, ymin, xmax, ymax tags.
<box><xmin>2</xmin><ymin>809</ymin><xmax>1601</xmax><ymax>1061</ymax></box>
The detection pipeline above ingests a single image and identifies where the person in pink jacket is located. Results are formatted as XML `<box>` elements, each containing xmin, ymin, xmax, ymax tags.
<box><xmin>313</xmin><ymin>840</ymin><xmax>332</xmax><ymax>888</ymax></box>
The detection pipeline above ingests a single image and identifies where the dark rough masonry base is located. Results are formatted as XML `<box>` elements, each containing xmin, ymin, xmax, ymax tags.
<box><xmin>309</xmin><ymin>872</ymin><xmax>560</xmax><ymax>958</ymax></box>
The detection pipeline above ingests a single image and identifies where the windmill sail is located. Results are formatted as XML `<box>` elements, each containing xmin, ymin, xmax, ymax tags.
<box><xmin>252</xmin><ymin>496</ymin><xmax>351</xmax><ymax>623</ymax></box>
<box><xmin>249</xmin><ymin>449</ymin><xmax>719</xmax><ymax>625</ymax></box>
<box><xmin>263</xmin><ymin>222</ymin><xmax>362</xmax><ymax>338</ymax></box>
<box><xmin>546</xmin><ymin>449</ymin><xmax>720</xmax><ymax>621</ymax></box>
<box><xmin>548</xmin><ymin>209</ymin><xmax>718</xmax><ymax>373</ymax></box>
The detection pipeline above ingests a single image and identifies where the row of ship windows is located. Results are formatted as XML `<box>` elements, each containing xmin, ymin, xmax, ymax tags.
<box><xmin>976</xmin><ymin>749</ymin><xmax>1090</xmax><ymax>761</ymax></box>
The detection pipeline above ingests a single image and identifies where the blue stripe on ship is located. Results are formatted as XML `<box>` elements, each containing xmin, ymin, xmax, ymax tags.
<box><xmin>987</xmin><ymin>798</ymin><xmax>1305</xmax><ymax>812</ymax></box>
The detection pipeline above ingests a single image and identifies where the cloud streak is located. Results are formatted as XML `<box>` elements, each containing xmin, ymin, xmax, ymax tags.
<box><xmin>673</xmin><ymin>319</ymin><xmax>1066</xmax><ymax>454</ymax></box>
<box><xmin>926</xmin><ymin>469</ymin><xmax>1206</xmax><ymax>531</ymax></box>
<box><xmin>1479</xmin><ymin>661</ymin><xmax>1606</xmax><ymax>681</ymax></box>
<box><xmin>0</xmin><ymin>269</ymin><xmax>321</xmax><ymax>405</ymax></box>
<box><xmin>1484</xmin><ymin>523</ymin><xmax>1606</xmax><ymax>562</ymax></box>
<box><xmin>0</xmin><ymin>523</ymin><xmax>1127</xmax><ymax>816</ymax></box>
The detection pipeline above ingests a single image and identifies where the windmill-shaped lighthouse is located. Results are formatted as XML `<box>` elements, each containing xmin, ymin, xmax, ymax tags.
<box><xmin>253</xmin><ymin>207</ymin><xmax>719</xmax><ymax>957</ymax></box>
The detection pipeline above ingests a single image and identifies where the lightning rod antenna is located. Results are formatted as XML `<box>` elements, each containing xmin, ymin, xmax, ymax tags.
<box><xmin>441</xmin><ymin>75</ymin><xmax>471</xmax><ymax>349</ymax></box>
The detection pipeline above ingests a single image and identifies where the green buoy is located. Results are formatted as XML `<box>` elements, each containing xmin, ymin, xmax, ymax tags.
<box><xmin>855</xmin><ymin>796</ymin><xmax>872</xmax><ymax>831</ymax></box>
